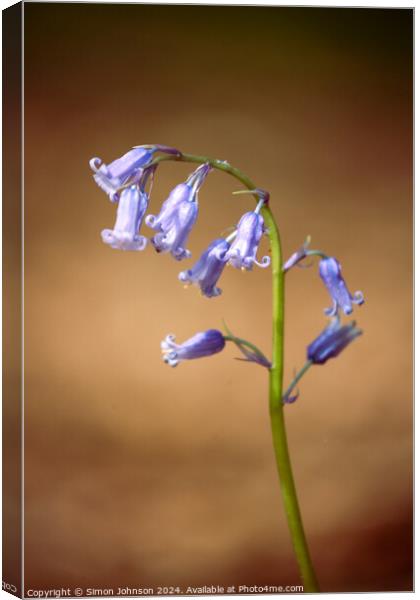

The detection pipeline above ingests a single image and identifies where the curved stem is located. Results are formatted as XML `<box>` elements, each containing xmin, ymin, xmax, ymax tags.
<box><xmin>151</xmin><ymin>152</ymin><xmax>262</xmax><ymax>199</ymax></box>
<box><xmin>223</xmin><ymin>335</ymin><xmax>271</xmax><ymax>368</ymax></box>
<box><xmin>152</xmin><ymin>151</ymin><xmax>319</xmax><ymax>591</ymax></box>
<box><xmin>223</xmin><ymin>335</ymin><xmax>267</xmax><ymax>359</ymax></box>
<box><xmin>283</xmin><ymin>360</ymin><xmax>313</xmax><ymax>404</ymax></box>
<box><xmin>305</xmin><ymin>249</ymin><xmax>329</xmax><ymax>260</ymax></box>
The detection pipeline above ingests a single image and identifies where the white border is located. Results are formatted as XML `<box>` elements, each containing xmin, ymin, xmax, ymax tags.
<box><xmin>0</xmin><ymin>1</ymin><xmax>414</xmax><ymax>599</ymax></box>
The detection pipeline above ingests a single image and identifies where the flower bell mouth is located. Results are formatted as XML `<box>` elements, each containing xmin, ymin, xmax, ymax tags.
<box><xmin>161</xmin><ymin>329</ymin><xmax>226</xmax><ymax>367</ymax></box>
<box><xmin>319</xmin><ymin>257</ymin><xmax>364</xmax><ymax>316</ymax></box>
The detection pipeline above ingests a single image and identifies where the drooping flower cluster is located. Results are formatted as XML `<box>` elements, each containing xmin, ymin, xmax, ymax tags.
<box><xmin>91</xmin><ymin>144</ymin><xmax>365</xmax><ymax>387</ymax></box>
<box><xmin>282</xmin><ymin>237</ymin><xmax>365</xmax><ymax>403</ymax></box>
<box><xmin>91</xmin><ymin>146</ymin><xmax>270</xmax><ymax>279</ymax></box>
<box><xmin>90</xmin><ymin>145</ymin><xmax>273</xmax><ymax>369</ymax></box>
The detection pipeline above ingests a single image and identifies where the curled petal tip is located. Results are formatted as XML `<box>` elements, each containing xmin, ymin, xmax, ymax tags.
<box><xmin>178</xmin><ymin>270</ymin><xmax>191</xmax><ymax>283</ymax></box>
<box><xmin>89</xmin><ymin>157</ymin><xmax>102</xmax><ymax>172</ymax></box>
<box><xmin>172</xmin><ymin>247</ymin><xmax>192</xmax><ymax>261</ymax></box>
<box><xmin>324</xmin><ymin>305</ymin><xmax>338</xmax><ymax>317</ymax></box>
<box><xmin>101</xmin><ymin>229</ymin><xmax>148</xmax><ymax>251</ymax></box>
<box><xmin>254</xmin><ymin>255</ymin><xmax>271</xmax><ymax>268</ymax></box>
<box><xmin>161</xmin><ymin>330</ymin><xmax>225</xmax><ymax>367</ymax></box>
<box><xmin>353</xmin><ymin>291</ymin><xmax>365</xmax><ymax>305</ymax></box>
<box><xmin>145</xmin><ymin>214</ymin><xmax>158</xmax><ymax>228</ymax></box>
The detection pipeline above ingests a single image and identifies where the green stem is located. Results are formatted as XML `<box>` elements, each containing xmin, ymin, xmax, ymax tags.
<box><xmin>266</xmin><ymin>212</ymin><xmax>320</xmax><ymax>592</ymax></box>
<box><xmin>223</xmin><ymin>335</ymin><xmax>265</xmax><ymax>356</ymax></box>
<box><xmin>305</xmin><ymin>250</ymin><xmax>329</xmax><ymax>260</ymax></box>
<box><xmin>151</xmin><ymin>151</ymin><xmax>319</xmax><ymax>591</ymax></box>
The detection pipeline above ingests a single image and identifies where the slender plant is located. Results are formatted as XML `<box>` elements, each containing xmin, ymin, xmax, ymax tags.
<box><xmin>90</xmin><ymin>144</ymin><xmax>365</xmax><ymax>592</ymax></box>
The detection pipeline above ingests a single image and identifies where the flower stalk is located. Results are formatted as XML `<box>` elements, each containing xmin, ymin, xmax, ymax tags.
<box><xmin>282</xmin><ymin>361</ymin><xmax>313</xmax><ymax>404</ymax></box>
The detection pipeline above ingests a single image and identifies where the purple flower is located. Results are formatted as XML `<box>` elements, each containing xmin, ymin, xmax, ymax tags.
<box><xmin>145</xmin><ymin>183</ymin><xmax>193</xmax><ymax>233</ymax></box>
<box><xmin>178</xmin><ymin>238</ymin><xmax>229</xmax><ymax>298</ymax></box>
<box><xmin>146</xmin><ymin>163</ymin><xmax>211</xmax><ymax>260</ymax></box>
<box><xmin>307</xmin><ymin>318</ymin><xmax>362</xmax><ymax>365</ymax></box>
<box><xmin>319</xmin><ymin>257</ymin><xmax>364</xmax><ymax>316</ymax></box>
<box><xmin>161</xmin><ymin>329</ymin><xmax>225</xmax><ymax>367</ymax></box>
<box><xmin>90</xmin><ymin>147</ymin><xmax>154</xmax><ymax>202</ymax></box>
<box><xmin>101</xmin><ymin>184</ymin><xmax>149</xmax><ymax>251</ymax></box>
<box><xmin>225</xmin><ymin>207</ymin><xmax>270</xmax><ymax>270</ymax></box>
<box><xmin>151</xmin><ymin>200</ymin><xmax>198</xmax><ymax>260</ymax></box>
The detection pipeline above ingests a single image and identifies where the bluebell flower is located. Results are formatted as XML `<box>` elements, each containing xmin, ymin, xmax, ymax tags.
<box><xmin>307</xmin><ymin>318</ymin><xmax>362</xmax><ymax>365</ymax></box>
<box><xmin>101</xmin><ymin>184</ymin><xmax>149</xmax><ymax>251</ymax></box>
<box><xmin>225</xmin><ymin>203</ymin><xmax>270</xmax><ymax>270</ymax></box>
<box><xmin>146</xmin><ymin>163</ymin><xmax>211</xmax><ymax>260</ymax></box>
<box><xmin>178</xmin><ymin>238</ymin><xmax>230</xmax><ymax>298</ymax></box>
<box><xmin>161</xmin><ymin>329</ymin><xmax>225</xmax><ymax>367</ymax></box>
<box><xmin>90</xmin><ymin>147</ymin><xmax>155</xmax><ymax>202</ymax></box>
<box><xmin>145</xmin><ymin>183</ymin><xmax>193</xmax><ymax>235</ymax></box>
<box><xmin>319</xmin><ymin>257</ymin><xmax>364</xmax><ymax>316</ymax></box>
<box><xmin>151</xmin><ymin>200</ymin><xmax>198</xmax><ymax>260</ymax></box>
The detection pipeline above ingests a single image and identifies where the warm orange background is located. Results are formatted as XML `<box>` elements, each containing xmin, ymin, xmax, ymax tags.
<box><xmin>23</xmin><ymin>4</ymin><xmax>412</xmax><ymax>593</ymax></box>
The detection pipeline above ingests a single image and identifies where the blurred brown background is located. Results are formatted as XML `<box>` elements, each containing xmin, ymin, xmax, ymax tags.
<box><xmin>23</xmin><ymin>4</ymin><xmax>412</xmax><ymax>593</ymax></box>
